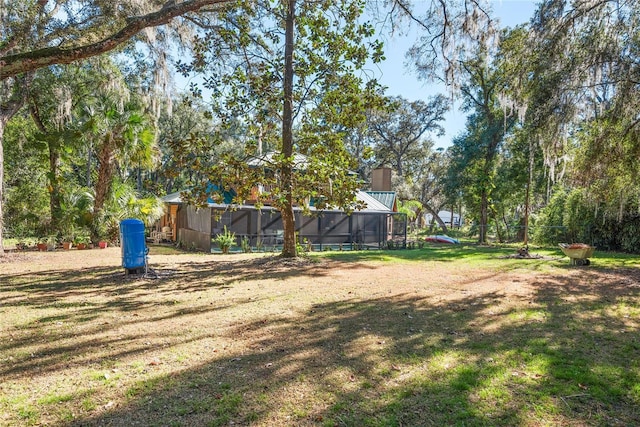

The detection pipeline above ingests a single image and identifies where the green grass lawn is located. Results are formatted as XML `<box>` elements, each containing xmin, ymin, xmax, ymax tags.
<box><xmin>1</xmin><ymin>244</ymin><xmax>639</xmax><ymax>426</ymax></box>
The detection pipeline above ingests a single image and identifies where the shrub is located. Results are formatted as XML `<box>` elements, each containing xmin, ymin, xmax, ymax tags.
<box><xmin>214</xmin><ymin>226</ymin><xmax>236</xmax><ymax>254</ymax></box>
<box><xmin>241</xmin><ymin>236</ymin><xmax>252</xmax><ymax>253</ymax></box>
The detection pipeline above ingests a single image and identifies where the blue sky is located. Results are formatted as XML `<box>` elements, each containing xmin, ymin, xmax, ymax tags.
<box><xmin>373</xmin><ymin>0</ymin><xmax>540</xmax><ymax>148</ymax></box>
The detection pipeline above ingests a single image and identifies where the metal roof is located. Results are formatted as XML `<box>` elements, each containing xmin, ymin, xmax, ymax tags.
<box><xmin>162</xmin><ymin>190</ymin><xmax>393</xmax><ymax>213</ymax></box>
<box><xmin>365</xmin><ymin>191</ymin><xmax>397</xmax><ymax>211</ymax></box>
<box><xmin>161</xmin><ymin>191</ymin><xmax>182</xmax><ymax>204</ymax></box>
<box><xmin>356</xmin><ymin>191</ymin><xmax>392</xmax><ymax>211</ymax></box>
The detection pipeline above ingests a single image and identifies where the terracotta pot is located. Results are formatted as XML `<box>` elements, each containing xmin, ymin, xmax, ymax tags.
<box><xmin>62</xmin><ymin>242</ymin><xmax>73</xmax><ymax>250</ymax></box>
<box><xmin>98</xmin><ymin>241</ymin><xmax>108</xmax><ymax>249</ymax></box>
<box><xmin>37</xmin><ymin>243</ymin><xmax>47</xmax><ymax>251</ymax></box>
<box><xmin>76</xmin><ymin>243</ymin><xmax>87</xmax><ymax>250</ymax></box>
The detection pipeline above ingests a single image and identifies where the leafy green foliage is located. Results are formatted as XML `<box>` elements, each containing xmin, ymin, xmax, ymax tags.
<box><xmin>618</xmin><ymin>217</ymin><xmax>640</xmax><ymax>253</ymax></box>
<box><xmin>397</xmin><ymin>199</ymin><xmax>422</xmax><ymax>222</ymax></box>
<box><xmin>155</xmin><ymin>99</ymin><xmax>223</xmax><ymax>194</ymax></box>
<box><xmin>173</xmin><ymin>0</ymin><xmax>385</xmax><ymax>257</ymax></box>
<box><xmin>2</xmin><ymin>62</ymin><xmax>163</xmax><ymax>243</ymax></box>
<box><xmin>562</xmin><ymin>189</ymin><xmax>594</xmax><ymax>244</ymax></box>
<box><xmin>2</xmin><ymin>115</ymin><xmax>49</xmax><ymax>239</ymax></box>
<box><xmin>532</xmin><ymin>188</ymin><xmax>568</xmax><ymax>245</ymax></box>
<box><xmin>214</xmin><ymin>226</ymin><xmax>236</xmax><ymax>253</ymax></box>
<box><xmin>494</xmin><ymin>2</ymin><xmax>640</xmax><ymax>248</ymax></box>
<box><xmin>533</xmin><ymin>185</ymin><xmax>640</xmax><ymax>253</ymax></box>
<box><xmin>532</xmin><ymin>187</ymin><xmax>598</xmax><ymax>246</ymax></box>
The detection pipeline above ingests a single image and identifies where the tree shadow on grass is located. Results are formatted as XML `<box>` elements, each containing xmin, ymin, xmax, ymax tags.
<box><xmin>0</xmin><ymin>257</ymin><xmax>369</xmax><ymax>388</ymax></box>
<box><xmin>49</xmin><ymin>267</ymin><xmax>640</xmax><ymax>426</ymax></box>
<box><xmin>1</xmin><ymin>256</ymin><xmax>344</xmax><ymax>306</ymax></box>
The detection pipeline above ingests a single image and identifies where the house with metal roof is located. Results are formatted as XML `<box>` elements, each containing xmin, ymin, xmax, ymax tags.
<box><xmin>155</xmin><ymin>159</ymin><xmax>405</xmax><ymax>252</ymax></box>
<box><xmin>158</xmin><ymin>189</ymin><xmax>405</xmax><ymax>252</ymax></box>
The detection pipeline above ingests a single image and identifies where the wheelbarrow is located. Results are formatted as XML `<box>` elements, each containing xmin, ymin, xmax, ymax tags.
<box><xmin>559</xmin><ymin>243</ymin><xmax>595</xmax><ymax>266</ymax></box>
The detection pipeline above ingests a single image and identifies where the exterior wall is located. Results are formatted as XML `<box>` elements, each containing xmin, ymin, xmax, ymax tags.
<box><xmin>172</xmin><ymin>205</ymin><xmax>213</xmax><ymax>248</ymax></box>
<box><xmin>177</xmin><ymin>228</ymin><xmax>212</xmax><ymax>251</ymax></box>
<box><xmin>186</xmin><ymin>206</ymin><xmax>212</xmax><ymax>233</ymax></box>
<box><xmin>167</xmin><ymin>203</ymin><xmax>407</xmax><ymax>252</ymax></box>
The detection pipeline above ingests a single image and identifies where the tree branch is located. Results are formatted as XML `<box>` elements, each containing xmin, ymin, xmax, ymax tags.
<box><xmin>28</xmin><ymin>98</ymin><xmax>47</xmax><ymax>133</ymax></box>
<box><xmin>0</xmin><ymin>0</ymin><xmax>234</xmax><ymax>80</ymax></box>
<box><xmin>0</xmin><ymin>74</ymin><xmax>31</xmax><ymax>121</ymax></box>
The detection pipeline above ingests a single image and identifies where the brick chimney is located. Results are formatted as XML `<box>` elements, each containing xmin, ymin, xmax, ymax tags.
<box><xmin>371</xmin><ymin>167</ymin><xmax>392</xmax><ymax>191</ymax></box>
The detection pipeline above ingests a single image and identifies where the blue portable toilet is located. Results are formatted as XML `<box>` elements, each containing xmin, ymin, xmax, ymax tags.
<box><xmin>120</xmin><ymin>218</ymin><xmax>147</xmax><ymax>273</ymax></box>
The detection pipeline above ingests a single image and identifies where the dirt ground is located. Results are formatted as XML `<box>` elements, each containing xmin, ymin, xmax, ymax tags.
<box><xmin>1</xmin><ymin>245</ymin><xmax>637</xmax><ymax>308</ymax></box>
<box><xmin>0</xmin><ymin>246</ymin><xmax>555</xmax><ymax>294</ymax></box>
<box><xmin>2</xmin><ymin>246</ymin><xmax>640</xmax><ymax>426</ymax></box>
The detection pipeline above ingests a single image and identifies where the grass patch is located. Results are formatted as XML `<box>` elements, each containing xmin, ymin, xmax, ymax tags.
<box><xmin>318</xmin><ymin>242</ymin><xmax>640</xmax><ymax>270</ymax></box>
<box><xmin>37</xmin><ymin>392</ymin><xmax>74</xmax><ymax>405</ymax></box>
<box><xmin>1</xmin><ymin>246</ymin><xmax>639</xmax><ymax>425</ymax></box>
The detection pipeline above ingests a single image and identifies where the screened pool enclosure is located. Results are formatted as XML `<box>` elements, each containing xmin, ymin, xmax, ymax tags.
<box><xmin>162</xmin><ymin>202</ymin><xmax>407</xmax><ymax>252</ymax></box>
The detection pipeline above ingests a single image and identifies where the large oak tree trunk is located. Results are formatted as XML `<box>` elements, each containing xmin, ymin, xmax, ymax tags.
<box><xmin>490</xmin><ymin>205</ymin><xmax>504</xmax><ymax>243</ymax></box>
<box><xmin>48</xmin><ymin>143</ymin><xmax>62</xmax><ymax>231</ymax></box>
<box><xmin>523</xmin><ymin>138</ymin><xmax>534</xmax><ymax>246</ymax></box>
<box><xmin>29</xmin><ymin>102</ymin><xmax>63</xmax><ymax>232</ymax></box>
<box><xmin>478</xmin><ymin>128</ymin><xmax>501</xmax><ymax>245</ymax></box>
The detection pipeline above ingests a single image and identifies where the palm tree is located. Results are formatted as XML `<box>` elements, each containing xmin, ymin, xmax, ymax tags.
<box><xmin>82</xmin><ymin>95</ymin><xmax>156</xmax><ymax>241</ymax></box>
<box><xmin>97</xmin><ymin>180</ymin><xmax>165</xmax><ymax>243</ymax></box>
<box><xmin>397</xmin><ymin>199</ymin><xmax>423</xmax><ymax>234</ymax></box>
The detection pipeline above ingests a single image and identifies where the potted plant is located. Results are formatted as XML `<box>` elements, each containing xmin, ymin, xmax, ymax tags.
<box><xmin>93</xmin><ymin>220</ymin><xmax>110</xmax><ymax>249</ymax></box>
<box><xmin>36</xmin><ymin>236</ymin><xmax>56</xmax><ymax>251</ymax></box>
<box><xmin>61</xmin><ymin>230</ymin><xmax>75</xmax><ymax>250</ymax></box>
<box><xmin>36</xmin><ymin>239</ymin><xmax>48</xmax><ymax>251</ymax></box>
<box><xmin>214</xmin><ymin>226</ymin><xmax>236</xmax><ymax>254</ymax></box>
<box><xmin>75</xmin><ymin>228</ymin><xmax>91</xmax><ymax>250</ymax></box>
